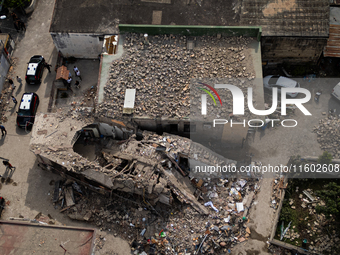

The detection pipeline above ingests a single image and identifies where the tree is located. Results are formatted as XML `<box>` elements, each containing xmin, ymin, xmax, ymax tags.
<box><xmin>4</xmin><ymin>0</ymin><xmax>30</xmax><ymax>9</ymax></box>
<box><xmin>316</xmin><ymin>182</ymin><xmax>340</xmax><ymax>222</ymax></box>
<box><xmin>317</xmin><ymin>151</ymin><xmax>333</xmax><ymax>165</ymax></box>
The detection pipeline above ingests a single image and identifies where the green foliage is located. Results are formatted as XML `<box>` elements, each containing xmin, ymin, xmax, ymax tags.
<box><xmin>4</xmin><ymin>0</ymin><xmax>30</xmax><ymax>8</ymax></box>
<box><xmin>280</xmin><ymin>206</ymin><xmax>294</xmax><ymax>223</ymax></box>
<box><xmin>315</xmin><ymin>182</ymin><xmax>340</xmax><ymax>222</ymax></box>
<box><xmin>279</xmin><ymin>200</ymin><xmax>298</xmax><ymax>226</ymax></box>
<box><xmin>318</xmin><ymin>151</ymin><xmax>333</xmax><ymax>164</ymax></box>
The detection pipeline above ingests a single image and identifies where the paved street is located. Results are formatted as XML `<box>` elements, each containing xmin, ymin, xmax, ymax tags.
<box><xmin>0</xmin><ymin>1</ymin><xmax>130</xmax><ymax>254</ymax></box>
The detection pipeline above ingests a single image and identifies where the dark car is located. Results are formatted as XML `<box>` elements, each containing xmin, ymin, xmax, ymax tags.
<box><xmin>16</xmin><ymin>92</ymin><xmax>39</xmax><ymax>128</ymax></box>
<box><xmin>25</xmin><ymin>55</ymin><xmax>45</xmax><ymax>84</ymax></box>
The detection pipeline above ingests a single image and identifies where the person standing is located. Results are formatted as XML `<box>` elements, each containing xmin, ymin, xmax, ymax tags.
<box><xmin>75</xmin><ymin>70</ymin><xmax>82</xmax><ymax>81</ymax></box>
<box><xmin>2</xmin><ymin>161</ymin><xmax>14</xmax><ymax>170</ymax></box>
<box><xmin>75</xmin><ymin>80</ymin><xmax>80</xmax><ymax>89</ymax></box>
<box><xmin>16</xmin><ymin>76</ymin><xmax>22</xmax><ymax>86</ymax></box>
<box><xmin>0</xmin><ymin>125</ymin><xmax>6</xmax><ymax>137</ymax></box>
<box><xmin>67</xmin><ymin>77</ymin><xmax>72</xmax><ymax>88</ymax></box>
<box><xmin>11</xmin><ymin>96</ymin><xmax>17</xmax><ymax>104</ymax></box>
<box><xmin>8</xmin><ymin>78</ymin><xmax>15</xmax><ymax>90</ymax></box>
<box><xmin>44</xmin><ymin>63</ymin><xmax>52</xmax><ymax>73</ymax></box>
<box><xmin>73</xmin><ymin>66</ymin><xmax>79</xmax><ymax>75</ymax></box>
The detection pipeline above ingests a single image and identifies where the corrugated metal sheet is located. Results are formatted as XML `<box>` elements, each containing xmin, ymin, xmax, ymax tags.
<box><xmin>56</xmin><ymin>65</ymin><xmax>69</xmax><ymax>80</ymax></box>
<box><xmin>324</xmin><ymin>24</ymin><xmax>340</xmax><ymax>57</ymax></box>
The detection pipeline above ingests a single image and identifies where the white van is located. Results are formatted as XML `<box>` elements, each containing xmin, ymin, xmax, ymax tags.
<box><xmin>331</xmin><ymin>82</ymin><xmax>340</xmax><ymax>101</ymax></box>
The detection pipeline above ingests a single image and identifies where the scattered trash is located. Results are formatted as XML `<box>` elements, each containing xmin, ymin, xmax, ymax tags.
<box><xmin>204</xmin><ymin>201</ymin><xmax>219</xmax><ymax>213</ymax></box>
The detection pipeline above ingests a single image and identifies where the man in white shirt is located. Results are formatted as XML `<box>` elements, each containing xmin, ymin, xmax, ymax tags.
<box><xmin>76</xmin><ymin>70</ymin><xmax>82</xmax><ymax>81</ymax></box>
<box><xmin>73</xmin><ymin>66</ymin><xmax>79</xmax><ymax>74</ymax></box>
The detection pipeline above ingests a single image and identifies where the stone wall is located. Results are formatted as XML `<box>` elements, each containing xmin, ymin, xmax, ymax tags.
<box><xmin>50</xmin><ymin>33</ymin><xmax>103</xmax><ymax>59</ymax></box>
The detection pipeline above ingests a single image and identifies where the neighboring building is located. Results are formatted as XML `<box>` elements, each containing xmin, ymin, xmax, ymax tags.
<box><xmin>240</xmin><ymin>0</ymin><xmax>329</xmax><ymax>64</ymax></box>
<box><xmin>49</xmin><ymin>0</ymin><xmax>239</xmax><ymax>58</ymax></box>
<box><xmin>0</xmin><ymin>34</ymin><xmax>15</xmax><ymax>92</ymax></box>
<box><xmin>50</xmin><ymin>0</ymin><xmax>329</xmax><ymax>64</ymax></box>
<box><xmin>324</xmin><ymin>6</ymin><xmax>340</xmax><ymax>58</ymax></box>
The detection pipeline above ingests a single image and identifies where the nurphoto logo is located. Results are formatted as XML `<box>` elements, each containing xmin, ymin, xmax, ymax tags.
<box><xmin>199</xmin><ymin>83</ymin><xmax>312</xmax><ymax>128</ymax></box>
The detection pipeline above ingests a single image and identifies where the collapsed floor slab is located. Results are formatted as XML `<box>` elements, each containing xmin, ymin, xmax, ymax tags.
<box><xmin>30</xmin><ymin>113</ymin><xmax>241</xmax><ymax>214</ymax></box>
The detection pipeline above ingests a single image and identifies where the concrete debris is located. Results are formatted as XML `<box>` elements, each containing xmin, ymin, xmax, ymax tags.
<box><xmin>313</xmin><ymin>115</ymin><xmax>340</xmax><ymax>157</ymax></box>
<box><xmin>96</xmin><ymin>34</ymin><xmax>255</xmax><ymax>119</ymax></box>
<box><xmin>58</xmin><ymin>175</ymin><xmax>259</xmax><ymax>254</ymax></box>
<box><xmin>30</xmin><ymin>113</ymin><xmax>263</xmax><ymax>253</ymax></box>
<box><xmin>270</xmin><ymin>177</ymin><xmax>285</xmax><ymax>210</ymax></box>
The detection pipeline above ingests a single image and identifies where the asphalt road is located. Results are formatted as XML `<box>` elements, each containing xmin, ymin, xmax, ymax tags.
<box><xmin>0</xmin><ymin>1</ymin><xmax>130</xmax><ymax>254</ymax></box>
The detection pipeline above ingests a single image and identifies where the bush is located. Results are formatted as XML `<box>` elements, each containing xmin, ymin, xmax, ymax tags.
<box><xmin>318</xmin><ymin>151</ymin><xmax>333</xmax><ymax>165</ymax></box>
<box><xmin>4</xmin><ymin>0</ymin><xmax>30</xmax><ymax>8</ymax></box>
<box><xmin>315</xmin><ymin>182</ymin><xmax>340</xmax><ymax>222</ymax></box>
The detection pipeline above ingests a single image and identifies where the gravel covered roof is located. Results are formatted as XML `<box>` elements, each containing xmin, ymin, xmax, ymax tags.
<box><xmin>96</xmin><ymin>33</ymin><xmax>258</xmax><ymax>120</ymax></box>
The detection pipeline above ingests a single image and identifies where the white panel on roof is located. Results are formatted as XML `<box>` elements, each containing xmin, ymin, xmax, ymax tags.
<box><xmin>123</xmin><ymin>89</ymin><xmax>136</xmax><ymax>114</ymax></box>
<box><xmin>27</xmin><ymin>63</ymin><xmax>38</xmax><ymax>75</ymax></box>
<box><xmin>19</xmin><ymin>94</ymin><xmax>33</xmax><ymax>110</ymax></box>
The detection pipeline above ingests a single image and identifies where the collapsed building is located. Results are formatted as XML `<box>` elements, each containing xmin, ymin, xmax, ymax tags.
<box><xmin>29</xmin><ymin>112</ymin><xmax>263</xmax><ymax>253</ymax></box>
<box><xmin>29</xmin><ymin>113</ymin><xmax>246</xmax><ymax>215</ymax></box>
<box><xmin>34</xmin><ymin>28</ymin><xmax>266</xmax><ymax>253</ymax></box>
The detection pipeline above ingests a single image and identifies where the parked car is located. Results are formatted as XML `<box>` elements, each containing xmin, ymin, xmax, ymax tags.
<box><xmin>331</xmin><ymin>82</ymin><xmax>340</xmax><ymax>101</ymax></box>
<box><xmin>263</xmin><ymin>75</ymin><xmax>300</xmax><ymax>98</ymax></box>
<box><xmin>25</xmin><ymin>55</ymin><xmax>45</xmax><ymax>84</ymax></box>
<box><xmin>16</xmin><ymin>92</ymin><xmax>39</xmax><ymax>128</ymax></box>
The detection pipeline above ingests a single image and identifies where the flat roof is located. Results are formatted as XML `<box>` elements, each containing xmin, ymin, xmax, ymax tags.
<box><xmin>19</xmin><ymin>94</ymin><xmax>33</xmax><ymax>110</ymax></box>
<box><xmin>50</xmin><ymin>0</ymin><xmax>329</xmax><ymax>37</ymax></box>
<box><xmin>27</xmin><ymin>63</ymin><xmax>38</xmax><ymax>75</ymax></box>
<box><xmin>0</xmin><ymin>221</ymin><xmax>95</xmax><ymax>255</ymax></box>
<box><xmin>49</xmin><ymin>0</ymin><xmax>238</xmax><ymax>33</ymax></box>
<box><xmin>96</xmin><ymin>33</ymin><xmax>262</xmax><ymax>120</ymax></box>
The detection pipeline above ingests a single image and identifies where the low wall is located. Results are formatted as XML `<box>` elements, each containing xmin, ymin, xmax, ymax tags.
<box><xmin>119</xmin><ymin>24</ymin><xmax>262</xmax><ymax>41</ymax></box>
<box><xmin>269</xmin><ymin>175</ymin><xmax>310</xmax><ymax>254</ymax></box>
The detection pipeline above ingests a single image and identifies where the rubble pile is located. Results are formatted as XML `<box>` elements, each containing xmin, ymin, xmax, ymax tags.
<box><xmin>52</xmin><ymin>176</ymin><xmax>260</xmax><ymax>254</ymax></box>
<box><xmin>53</xmin><ymin>103</ymin><xmax>95</xmax><ymax>122</ymax></box>
<box><xmin>96</xmin><ymin>34</ymin><xmax>256</xmax><ymax>119</ymax></box>
<box><xmin>270</xmin><ymin>177</ymin><xmax>286</xmax><ymax>211</ymax></box>
<box><xmin>116</xmin><ymin>131</ymin><xmax>234</xmax><ymax>172</ymax></box>
<box><xmin>313</xmin><ymin>115</ymin><xmax>340</xmax><ymax>157</ymax></box>
<box><xmin>31</xmin><ymin>114</ymin><xmax>264</xmax><ymax>253</ymax></box>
